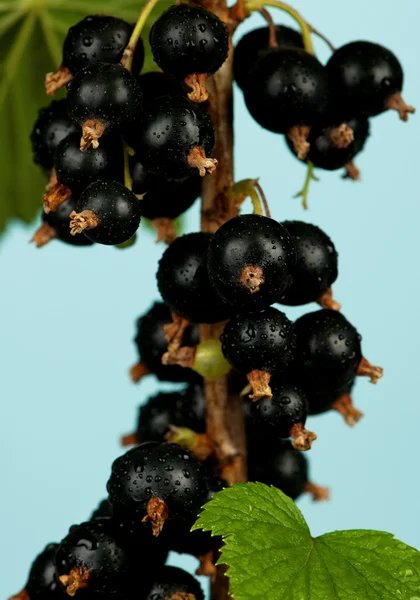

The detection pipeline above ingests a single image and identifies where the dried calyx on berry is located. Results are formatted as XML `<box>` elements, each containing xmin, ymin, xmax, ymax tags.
<box><xmin>150</xmin><ymin>4</ymin><xmax>229</xmax><ymax>103</ymax></box>
<box><xmin>67</xmin><ymin>63</ymin><xmax>142</xmax><ymax>151</ymax></box>
<box><xmin>128</xmin><ymin>95</ymin><xmax>217</xmax><ymax>179</ymax></box>
<box><xmin>31</xmin><ymin>196</ymin><xmax>94</xmax><ymax>248</ymax></box>
<box><xmin>9</xmin><ymin>543</ymin><xmax>61</xmax><ymax>600</ymax></box>
<box><xmin>107</xmin><ymin>442</ymin><xmax>208</xmax><ymax>536</ymax></box>
<box><xmin>279</xmin><ymin>221</ymin><xmax>340</xmax><ymax>309</ymax></box>
<box><xmin>248</xmin><ymin>439</ymin><xmax>329</xmax><ymax>502</ymax></box>
<box><xmin>207</xmin><ymin>214</ymin><xmax>296</xmax><ymax>310</ymax></box>
<box><xmin>233</xmin><ymin>25</ymin><xmax>303</xmax><ymax>90</ymax></box>
<box><xmin>326</xmin><ymin>41</ymin><xmax>415</xmax><ymax>121</ymax></box>
<box><xmin>69</xmin><ymin>181</ymin><xmax>141</xmax><ymax>245</ymax></box>
<box><xmin>130</xmin><ymin>302</ymin><xmax>201</xmax><ymax>384</ymax></box>
<box><xmin>146</xmin><ymin>566</ymin><xmax>204</xmax><ymax>600</ymax></box>
<box><xmin>306</xmin><ymin>378</ymin><xmax>364</xmax><ymax>427</ymax></box>
<box><xmin>221</xmin><ymin>307</ymin><xmax>297</xmax><ymax>401</ymax></box>
<box><xmin>45</xmin><ymin>16</ymin><xmax>144</xmax><ymax>95</ymax></box>
<box><xmin>243</xmin><ymin>47</ymin><xmax>330</xmax><ymax>159</ymax></box>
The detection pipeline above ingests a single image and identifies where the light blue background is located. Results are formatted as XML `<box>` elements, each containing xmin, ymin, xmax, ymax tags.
<box><xmin>2</xmin><ymin>1</ymin><xmax>420</xmax><ymax>598</ymax></box>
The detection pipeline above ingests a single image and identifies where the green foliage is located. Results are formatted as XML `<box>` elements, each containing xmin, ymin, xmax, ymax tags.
<box><xmin>194</xmin><ymin>482</ymin><xmax>420</xmax><ymax>599</ymax></box>
<box><xmin>0</xmin><ymin>0</ymin><xmax>172</xmax><ymax>234</ymax></box>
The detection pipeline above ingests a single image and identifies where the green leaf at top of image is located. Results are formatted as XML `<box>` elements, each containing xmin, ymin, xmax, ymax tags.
<box><xmin>193</xmin><ymin>482</ymin><xmax>420</xmax><ymax>600</ymax></box>
<box><xmin>0</xmin><ymin>0</ymin><xmax>172</xmax><ymax>236</ymax></box>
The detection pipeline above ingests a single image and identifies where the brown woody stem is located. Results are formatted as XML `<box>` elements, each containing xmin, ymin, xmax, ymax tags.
<box><xmin>357</xmin><ymin>357</ymin><xmax>383</xmax><ymax>384</ymax></box>
<box><xmin>31</xmin><ymin>223</ymin><xmax>57</xmax><ymax>248</ymax></box>
<box><xmin>290</xmin><ymin>421</ymin><xmax>317</xmax><ymax>451</ymax></box>
<box><xmin>45</xmin><ymin>66</ymin><xmax>72</xmax><ymax>96</ymax></box>
<box><xmin>185</xmin><ymin>72</ymin><xmax>209</xmax><ymax>103</ymax></box>
<box><xmin>332</xmin><ymin>393</ymin><xmax>363</xmax><ymax>426</ymax></box>
<box><xmin>317</xmin><ymin>287</ymin><xmax>341</xmax><ymax>311</ymax></box>
<box><xmin>59</xmin><ymin>567</ymin><xmax>90</xmax><ymax>597</ymax></box>
<box><xmin>196</xmin><ymin>551</ymin><xmax>217</xmax><ymax>581</ymax></box>
<box><xmin>141</xmin><ymin>497</ymin><xmax>168</xmax><ymax>536</ymax></box>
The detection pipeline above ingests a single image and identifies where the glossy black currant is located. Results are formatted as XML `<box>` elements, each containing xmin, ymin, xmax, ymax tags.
<box><xmin>146</xmin><ymin>566</ymin><xmax>204</xmax><ymax>600</ymax></box>
<box><xmin>207</xmin><ymin>214</ymin><xmax>296</xmax><ymax>310</ymax></box>
<box><xmin>75</xmin><ymin>181</ymin><xmax>141</xmax><ymax>245</ymax></box>
<box><xmin>221</xmin><ymin>307</ymin><xmax>297</xmax><ymax>375</ymax></box>
<box><xmin>157</xmin><ymin>232</ymin><xmax>231</xmax><ymax>323</ymax></box>
<box><xmin>18</xmin><ymin>543</ymin><xmax>62</xmax><ymax>600</ymax></box>
<box><xmin>251</xmin><ymin>381</ymin><xmax>309</xmax><ymax>438</ymax></box>
<box><xmin>234</xmin><ymin>25</ymin><xmax>303</xmax><ymax>89</ymax></box>
<box><xmin>30</xmin><ymin>100</ymin><xmax>79</xmax><ymax>172</ymax></box>
<box><xmin>136</xmin><ymin>71</ymin><xmax>184</xmax><ymax>106</ymax></box>
<box><xmin>130</xmin><ymin>95</ymin><xmax>215</xmax><ymax>179</ymax></box>
<box><xmin>150</xmin><ymin>5</ymin><xmax>229</xmax><ymax>78</ymax></box>
<box><xmin>62</xmin><ymin>16</ymin><xmax>144</xmax><ymax>75</ymax></box>
<box><xmin>43</xmin><ymin>196</ymin><xmax>93</xmax><ymax>246</ymax></box>
<box><xmin>279</xmin><ymin>221</ymin><xmax>338</xmax><ymax>305</ymax></box>
<box><xmin>134</xmin><ymin>302</ymin><xmax>200</xmax><ymax>383</ymax></box>
<box><xmin>305</xmin><ymin>378</ymin><xmax>355</xmax><ymax>415</ymax></box>
<box><xmin>90</xmin><ymin>499</ymin><xmax>113</xmax><ymax>521</ymax></box>
<box><xmin>243</xmin><ymin>48</ymin><xmax>330</xmax><ymax>134</ymax></box>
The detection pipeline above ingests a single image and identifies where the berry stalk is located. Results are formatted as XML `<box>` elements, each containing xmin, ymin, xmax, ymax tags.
<box><xmin>121</xmin><ymin>0</ymin><xmax>160</xmax><ymax>72</ymax></box>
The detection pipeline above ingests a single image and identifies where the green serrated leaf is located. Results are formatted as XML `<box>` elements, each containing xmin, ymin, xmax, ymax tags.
<box><xmin>194</xmin><ymin>482</ymin><xmax>420</xmax><ymax>600</ymax></box>
<box><xmin>0</xmin><ymin>0</ymin><xmax>172</xmax><ymax>235</ymax></box>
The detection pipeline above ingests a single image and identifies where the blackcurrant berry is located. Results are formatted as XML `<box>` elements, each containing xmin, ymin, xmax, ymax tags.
<box><xmin>10</xmin><ymin>543</ymin><xmax>62</xmax><ymax>600</ymax></box>
<box><xmin>146</xmin><ymin>566</ymin><xmax>204</xmax><ymax>600</ymax></box>
<box><xmin>130</xmin><ymin>95</ymin><xmax>216</xmax><ymax>179</ymax></box>
<box><xmin>30</xmin><ymin>100</ymin><xmax>79</xmax><ymax>173</ymax></box>
<box><xmin>150</xmin><ymin>5</ymin><xmax>229</xmax><ymax>102</ymax></box>
<box><xmin>31</xmin><ymin>196</ymin><xmax>94</xmax><ymax>248</ymax></box>
<box><xmin>234</xmin><ymin>25</ymin><xmax>303</xmax><ymax>89</ymax></box>
<box><xmin>305</xmin><ymin>377</ymin><xmax>355</xmax><ymax>416</ymax></box>
<box><xmin>326</xmin><ymin>41</ymin><xmax>415</xmax><ymax>121</ymax></box>
<box><xmin>70</xmin><ymin>180</ymin><xmax>141</xmax><ymax>245</ymax></box>
<box><xmin>157</xmin><ymin>232</ymin><xmax>231</xmax><ymax>323</ymax></box>
<box><xmin>55</xmin><ymin>520</ymin><xmax>130</xmax><ymax>597</ymax></box>
<box><xmin>221</xmin><ymin>307</ymin><xmax>297</xmax><ymax>400</ymax></box>
<box><xmin>122</xmin><ymin>385</ymin><xmax>205</xmax><ymax>446</ymax></box>
<box><xmin>248</xmin><ymin>440</ymin><xmax>329</xmax><ymax>501</ymax></box>
<box><xmin>251</xmin><ymin>380</ymin><xmax>316</xmax><ymax>450</ymax></box>
<box><xmin>67</xmin><ymin>63</ymin><xmax>142</xmax><ymax>150</ymax></box>
<box><xmin>207</xmin><ymin>214</ymin><xmax>296</xmax><ymax>310</ymax></box>
<box><xmin>90</xmin><ymin>499</ymin><xmax>113</xmax><ymax>521</ymax></box>
<box><xmin>107</xmin><ymin>442</ymin><xmax>208</xmax><ymax>536</ymax></box>
<box><xmin>136</xmin><ymin>71</ymin><xmax>184</xmax><ymax>105</ymax></box>
<box><xmin>243</xmin><ymin>48</ymin><xmax>330</xmax><ymax>158</ymax></box>
<box><xmin>130</xmin><ymin>302</ymin><xmax>200</xmax><ymax>384</ymax></box>
<box><xmin>285</xmin><ymin>117</ymin><xmax>370</xmax><ymax>171</ymax></box>
<box><xmin>54</xmin><ymin>133</ymin><xmax>124</xmax><ymax>195</ymax></box>
<box><xmin>279</xmin><ymin>221</ymin><xmax>339</xmax><ymax>307</ymax></box>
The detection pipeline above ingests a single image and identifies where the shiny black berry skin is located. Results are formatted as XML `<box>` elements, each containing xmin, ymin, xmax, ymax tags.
<box><xmin>251</xmin><ymin>381</ymin><xmax>309</xmax><ymax>438</ymax></box>
<box><xmin>285</xmin><ymin>117</ymin><xmax>370</xmax><ymax>170</ymax></box>
<box><xmin>157</xmin><ymin>232</ymin><xmax>231</xmax><ymax>323</ymax></box>
<box><xmin>131</xmin><ymin>95</ymin><xmax>215</xmax><ymax>179</ymax></box>
<box><xmin>30</xmin><ymin>100</ymin><xmax>79</xmax><ymax>172</ymax></box>
<box><xmin>134</xmin><ymin>385</ymin><xmax>206</xmax><ymax>443</ymax></box>
<box><xmin>62</xmin><ymin>16</ymin><xmax>144</xmax><ymax>75</ymax></box>
<box><xmin>136</xmin><ymin>71</ymin><xmax>184</xmax><ymax>105</ymax></box>
<box><xmin>67</xmin><ymin>63</ymin><xmax>142</xmax><ymax>133</ymax></box>
<box><xmin>55</xmin><ymin>520</ymin><xmax>130</xmax><ymax>596</ymax></box>
<box><xmin>134</xmin><ymin>302</ymin><xmax>200</xmax><ymax>383</ymax></box>
<box><xmin>248</xmin><ymin>440</ymin><xmax>308</xmax><ymax>500</ymax></box>
<box><xmin>305</xmin><ymin>377</ymin><xmax>355</xmax><ymax>416</ymax></box>
<box><xmin>107</xmin><ymin>442</ymin><xmax>208</xmax><ymax>525</ymax></box>
<box><xmin>150</xmin><ymin>5</ymin><xmax>229</xmax><ymax>78</ymax></box>
<box><xmin>43</xmin><ymin>196</ymin><xmax>93</xmax><ymax>246</ymax></box>
<box><xmin>234</xmin><ymin>25</ymin><xmax>303</xmax><ymax>89</ymax></box>
<box><xmin>54</xmin><ymin>133</ymin><xmax>123</xmax><ymax>193</ymax></box>
<box><xmin>326</xmin><ymin>41</ymin><xmax>404</xmax><ymax>117</ymax></box>
<box><xmin>207</xmin><ymin>214</ymin><xmax>296</xmax><ymax>310</ymax></box>
<box><xmin>279</xmin><ymin>221</ymin><xmax>338</xmax><ymax>306</ymax></box>
<box><xmin>22</xmin><ymin>543</ymin><xmax>62</xmax><ymax>600</ymax></box>
<box><xmin>295</xmin><ymin>309</ymin><xmax>362</xmax><ymax>391</ymax></box>
<box><xmin>90</xmin><ymin>499</ymin><xmax>113</xmax><ymax>521</ymax></box>
<box><xmin>244</xmin><ymin>48</ymin><xmax>330</xmax><ymax>133</ymax></box>
<box><xmin>221</xmin><ymin>307</ymin><xmax>297</xmax><ymax>375</ymax></box>
<box><xmin>76</xmin><ymin>181</ymin><xmax>141</xmax><ymax>245</ymax></box>
<box><xmin>146</xmin><ymin>566</ymin><xmax>204</xmax><ymax>600</ymax></box>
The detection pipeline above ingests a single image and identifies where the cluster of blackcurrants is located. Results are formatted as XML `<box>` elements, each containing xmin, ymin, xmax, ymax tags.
<box><xmin>234</xmin><ymin>23</ymin><xmax>414</xmax><ymax>179</ymax></box>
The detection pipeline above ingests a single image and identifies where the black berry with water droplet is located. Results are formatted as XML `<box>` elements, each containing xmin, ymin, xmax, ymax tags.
<box><xmin>11</xmin><ymin>543</ymin><xmax>62</xmax><ymax>600</ymax></box>
<box><xmin>251</xmin><ymin>381</ymin><xmax>309</xmax><ymax>438</ymax></box>
<box><xmin>150</xmin><ymin>5</ymin><xmax>229</xmax><ymax>78</ymax></box>
<box><xmin>30</xmin><ymin>100</ymin><xmax>79</xmax><ymax>173</ymax></box>
<box><xmin>234</xmin><ymin>25</ymin><xmax>303</xmax><ymax>89</ymax></box>
<box><xmin>279</xmin><ymin>221</ymin><xmax>338</xmax><ymax>306</ymax></box>
<box><xmin>62</xmin><ymin>16</ymin><xmax>144</xmax><ymax>76</ymax></box>
<box><xmin>157</xmin><ymin>232</ymin><xmax>231</xmax><ymax>323</ymax></box>
<box><xmin>207</xmin><ymin>214</ymin><xmax>296</xmax><ymax>310</ymax></box>
<box><xmin>145</xmin><ymin>566</ymin><xmax>204</xmax><ymax>600</ymax></box>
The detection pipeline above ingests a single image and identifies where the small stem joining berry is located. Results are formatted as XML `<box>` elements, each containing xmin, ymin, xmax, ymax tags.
<box><xmin>259</xmin><ymin>8</ymin><xmax>278</xmax><ymax>48</ymax></box>
<box><xmin>239</xmin><ymin>265</ymin><xmax>265</xmax><ymax>294</ymax></box>
<box><xmin>129</xmin><ymin>360</ymin><xmax>151</xmax><ymax>383</ymax></box>
<box><xmin>166</xmin><ymin>426</ymin><xmax>214</xmax><ymax>461</ymax></box>
<box><xmin>196</xmin><ymin>551</ymin><xmax>217</xmax><ymax>581</ymax></box>
<box><xmin>45</xmin><ymin>66</ymin><xmax>72</xmax><ymax>96</ymax></box>
<box><xmin>342</xmin><ymin>161</ymin><xmax>361</xmax><ymax>181</ymax></box>
<box><xmin>142</xmin><ymin>497</ymin><xmax>169</xmax><ymax>536</ymax></box>
<box><xmin>43</xmin><ymin>182</ymin><xmax>71</xmax><ymax>214</ymax></box>
<box><xmin>317</xmin><ymin>287</ymin><xmax>341</xmax><ymax>311</ymax></box>
<box><xmin>287</xmin><ymin>125</ymin><xmax>311</xmax><ymax>160</ymax></box>
<box><xmin>59</xmin><ymin>567</ymin><xmax>90</xmax><ymax>597</ymax></box>
<box><xmin>304</xmin><ymin>481</ymin><xmax>330</xmax><ymax>502</ymax></box>
<box><xmin>295</xmin><ymin>161</ymin><xmax>316</xmax><ymax>210</ymax></box>
<box><xmin>290</xmin><ymin>422</ymin><xmax>317</xmax><ymax>451</ymax></box>
<box><xmin>329</xmin><ymin>123</ymin><xmax>354</xmax><ymax>149</ymax></box>
<box><xmin>120</xmin><ymin>432</ymin><xmax>138</xmax><ymax>447</ymax></box>
<box><xmin>357</xmin><ymin>357</ymin><xmax>384</xmax><ymax>384</ymax></box>
<box><xmin>185</xmin><ymin>73</ymin><xmax>209</xmax><ymax>103</ymax></box>
<box><xmin>385</xmin><ymin>91</ymin><xmax>416</xmax><ymax>122</ymax></box>
<box><xmin>247</xmin><ymin>369</ymin><xmax>272</xmax><ymax>401</ymax></box>
<box><xmin>332</xmin><ymin>393</ymin><xmax>363</xmax><ymax>426</ymax></box>
<box><xmin>308</xmin><ymin>24</ymin><xmax>336</xmax><ymax>52</ymax></box>
<box><xmin>121</xmin><ymin>0</ymin><xmax>160</xmax><ymax>72</ymax></box>
<box><xmin>254</xmin><ymin>180</ymin><xmax>271</xmax><ymax>217</ymax></box>
<box><xmin>187</xmin><ymin>146</ymin><xmax>218</xmax><ymax>177</ymax></box>
<box><xmin>151</xmin><ymin>218</ymin><xmax>177</xmax><ymax>244</ymax></box>
<box><xmin>123</xmin><ymin>141</ymin><xmax>133</xmax><ymax>191</ymax></box>
<box><xmin>69</xmin><ymin>210</ymin><xmax>99</xmax><ymax>236</ymax></box>
<box><xmin>31</xmin><ymin>222</ymin><xmax>57</xmax><ymax>248</ymax></box>
<box><xmin>80</xmin><ymin>120</ymin><xmax>105</xmax><ymax>152</ymax></box>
